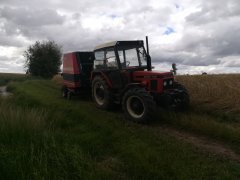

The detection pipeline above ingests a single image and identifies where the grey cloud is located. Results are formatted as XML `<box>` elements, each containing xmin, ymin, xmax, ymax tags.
<box><xmin>186</xmin><ymin>0</ymin><xmax>240</xmax><ymax>25</ymax></box>
<box><xmin>0</xmin><ymin>32</ymin><xmax>24</xmax><ymax>47</ymax></box>
<box><xmin>163</xmin><ymin>2</ymin><xmax>240</xmax><ymax>68</ymax></box>
<box><xmin>223</xmin><ymin>61</ymin><xmax>240</xmax><ymax>67</ymax></box>
<box><xmin>0</xmin><ymin>6</ymin><xmax>65</xmax><ymax>28</ymax></box>
<box><xmin>0</xmin><ymin>6</ymin><xmax>66</xmax><ymax>43</ymax></box>
<box><xmin>0</xmin><ymin>55</ymin><xmax>24</xmax><ymax>72</ymax></box>
<box><xmin>151</xmin><ymin>50</ymin><xmax>221</xmax><ymax>66</ymax></box>
<box><xmin>0</xmin><ymin>56</ymin><xmax>12</xmax><ymax>61</ymax></box>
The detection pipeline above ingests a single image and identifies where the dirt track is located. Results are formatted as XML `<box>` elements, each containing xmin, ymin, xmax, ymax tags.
<box><xmin>154</xmin><ymin>126</ymin><xmax>240</xmax><ymax>162</ymax></box>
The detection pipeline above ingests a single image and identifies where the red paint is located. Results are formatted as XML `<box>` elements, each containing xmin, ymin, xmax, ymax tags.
<box><xmin>133</xmin><ymin>71</ymin><xmax>174</xmax><ymax>92</ymax></box>
<box><xmin>63</xmin><ymin>53</ymin><xmax>80</xmax><ymax>74</ymax></box>
<box><xmin>62</xmin><ymin>52</ymin><xmax>81</xmax><ymax>88</ymax></box>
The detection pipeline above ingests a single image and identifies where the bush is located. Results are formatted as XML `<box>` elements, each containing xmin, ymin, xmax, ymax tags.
<box><xmin>24</xmin><ymin>41</ymin><xmax>62</xmax><ymax>79</ymax></box>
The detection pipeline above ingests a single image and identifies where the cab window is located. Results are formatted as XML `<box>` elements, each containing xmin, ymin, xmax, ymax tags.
<box><xmin>106</xmin><ymin>50</ymin><xmax>117</xmax><ymax>69</ymax></box>
<box><xmin>94</xmin><ymin>51</ymin><xmax>104</xmax><ymax>69</ymax></box>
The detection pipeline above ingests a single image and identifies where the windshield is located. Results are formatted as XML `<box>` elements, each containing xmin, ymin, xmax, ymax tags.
<box><xmin>118</xmin><ymin>47</ymin><xmax>147</xmax><ymax>68</ymax></box>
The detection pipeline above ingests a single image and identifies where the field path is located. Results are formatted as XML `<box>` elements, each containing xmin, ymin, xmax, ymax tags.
<box><xmin>152</xmin><ymin>126</ymin><xmax>240</xmax><ymax>161</ymax></box>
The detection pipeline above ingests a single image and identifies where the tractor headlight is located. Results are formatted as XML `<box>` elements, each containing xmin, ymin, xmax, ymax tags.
<box><xmin>169</xmin><ymin>80</ymin><xmax>173</xmax><ymax>85</ymax></box>
<box><xmin>163</xmin><ymin>81</ymin><xmax>167</xmax><ymax>86</ymax></box>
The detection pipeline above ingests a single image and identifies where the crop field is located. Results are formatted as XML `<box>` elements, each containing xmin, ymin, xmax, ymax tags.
<box><xmin>0</xmin><ymin>73</ymin><xmax>240</xmax><ymax>179</ymax></box>
<box><xmin>176</xmin><ymin>74</ymin><xmax>240</xmax><ymax>114</ymax></box>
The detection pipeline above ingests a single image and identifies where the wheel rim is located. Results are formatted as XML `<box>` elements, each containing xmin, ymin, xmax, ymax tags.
<box><xmin>94</xmin><ymin>82</ymin><xmax>105</xmax><ymax>105</ymax></box>
<box><xmin>126</xmin><ymin>96</ymin><xmax>145</xmax><ymax>119</ymax></box>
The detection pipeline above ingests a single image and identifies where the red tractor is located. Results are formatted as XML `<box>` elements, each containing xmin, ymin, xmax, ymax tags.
<box><xmin>62</xmin><ymin>38</ymin><xmax>189</xmax><ymax>123</ymax></box>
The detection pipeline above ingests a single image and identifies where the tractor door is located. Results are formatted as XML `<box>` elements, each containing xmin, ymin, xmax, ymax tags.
<box><xmin>94</xmin><ymin>48</ymin><xmax>128</xmax><ymax>89</ymax></box>
<box><xmin>104</xmin><ymin>49</ymin><xmax>124</xmax><ymax>89</ymax></box>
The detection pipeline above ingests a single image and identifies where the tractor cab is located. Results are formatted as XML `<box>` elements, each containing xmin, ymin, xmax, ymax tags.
<box><xmin>93</xmin><ymin>41</ymin><xmax>151</xmax><ymax>71</ymax></box>
<box><xmin>92</xmin><ymin>40</ymin><xmax>153</xmax><ymax>90</ymax></box>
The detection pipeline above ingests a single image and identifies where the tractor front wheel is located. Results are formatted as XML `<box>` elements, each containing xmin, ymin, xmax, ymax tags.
<box><xmin>173</xmin><ymin>82</ymin><xmax>190</xmax><ymax>111</ymax></box>
<box><xmin>122</xmin><ymin>88</ymin><xmax>156</xmax><ymax>123</ymax></box>
<box><xmin>92</xmin><ymin>76</ymin><xmax>113</xmax><ymax>109</ymax></box>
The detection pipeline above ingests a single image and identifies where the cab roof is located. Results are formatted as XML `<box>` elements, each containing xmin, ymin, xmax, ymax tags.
<box><xmin>94</xmin><ymin>40</ymin><xmax>144</xmax><ymax>51</ymax></box>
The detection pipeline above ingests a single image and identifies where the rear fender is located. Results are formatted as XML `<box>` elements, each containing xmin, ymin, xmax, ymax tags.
<box><xmin>120</xmin><ymin>83</ymin><xmax>145</xmax><ymax>102</ymax></box>
<box><xmin>91</xmin><ymin>71</ymin><xmax>112</xmax><ymax>88</ymax></box>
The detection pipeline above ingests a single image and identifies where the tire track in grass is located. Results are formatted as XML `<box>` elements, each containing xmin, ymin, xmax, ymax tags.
<box><xmin>154</xmin><ymin>126</ymin><xmax>240</xmax><ymax>162</ymax></box>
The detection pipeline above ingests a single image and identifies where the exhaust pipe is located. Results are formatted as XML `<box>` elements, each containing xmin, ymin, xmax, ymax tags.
<box><xmin>146</xmin><ymin>36</ymin><xmax>149</xmax><ymax>55</ymax></box>
<box><xmin>145</xmin><ymin>36</ymin><xmax>152</xmax><ymax>71</ymax></box>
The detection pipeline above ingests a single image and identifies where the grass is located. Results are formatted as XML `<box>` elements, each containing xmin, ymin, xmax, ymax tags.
<box><xmin>0</xmin><ymin>73</ymin><xmax>240</xmax><ymax>179</ymax></box>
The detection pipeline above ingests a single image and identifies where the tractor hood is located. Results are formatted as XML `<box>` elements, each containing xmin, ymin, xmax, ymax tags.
<box><xmin>132</xmin><ymin>71</ymin><xmax>174</xmax><ymax>92</ymax></box>
<box><xmin>133</xmin><ymin>71</ymin><xmax>174</xmax><ymax>79</ymax></box>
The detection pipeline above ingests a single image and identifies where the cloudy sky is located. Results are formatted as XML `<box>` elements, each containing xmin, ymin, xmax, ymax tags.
<box><xmin>0</xmin><ymin>0</ymin><xmax>239</xmax><ymax>74</ymax></box>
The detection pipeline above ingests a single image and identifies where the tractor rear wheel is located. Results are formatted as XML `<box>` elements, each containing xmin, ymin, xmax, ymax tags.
<box><xmin>122</xmin><ymin>88</ymin><xmax>156</xmax><ymax>123</ymax></box>
<box><xmin>92</xmin><ymin>76</ymin><xmax>113</xmax><ymax>109</ymax></box>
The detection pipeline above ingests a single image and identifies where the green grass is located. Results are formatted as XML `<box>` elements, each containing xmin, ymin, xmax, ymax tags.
<box><xmin>0</xmin><ymin>78</ymin><xmax>240</xmax><ymax>179</ymax></box>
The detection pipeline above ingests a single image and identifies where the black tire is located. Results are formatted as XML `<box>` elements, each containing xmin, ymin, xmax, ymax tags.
<box><xmin>67</xmin><ymin>91</ymin><xmax>72</xmax><ymax>100</ymax></box>
<box><xmin>92</xmin><ymin>76</ymin><xmax>113</xmax><ymax>109</ymax></box>
<box><xmin>62</xmin><ymin>86</ymin><xmax>68</xmax><ymax>98</ymax></box>
<box><xmin>122</xmin><ymin>88</ymin><xmax>156</xmax><ymax>123</ymax></box>
<box><xmin>174</xmin><ymin>82</ymin><xmax>188</xmax><ymax>93</ymax></box>
<box><xmin>173</xmin><ymin>82</ymin><xmax>190</xmax><ymax>111</ymax></box>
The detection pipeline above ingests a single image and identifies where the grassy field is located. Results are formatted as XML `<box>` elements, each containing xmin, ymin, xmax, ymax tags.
<box><xmin>0</xmin><ymin>73</ymin><xmax>34</xmax><ymax>86</ymax></box>
<box><xmin>0</xmin><ymin>73</ymin><xmax>240</xmax><ymax>179</ymax></box>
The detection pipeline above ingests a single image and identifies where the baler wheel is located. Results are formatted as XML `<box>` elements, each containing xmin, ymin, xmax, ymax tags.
<box><xmin>62</xmin><ymin>86</ymin><xmax>68</xmax><ymax>98</ymax></box>
<box><xmin>67</xmin><ymin>91</ymin><xmax>72</xmax><ymax>100</ymax></box>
